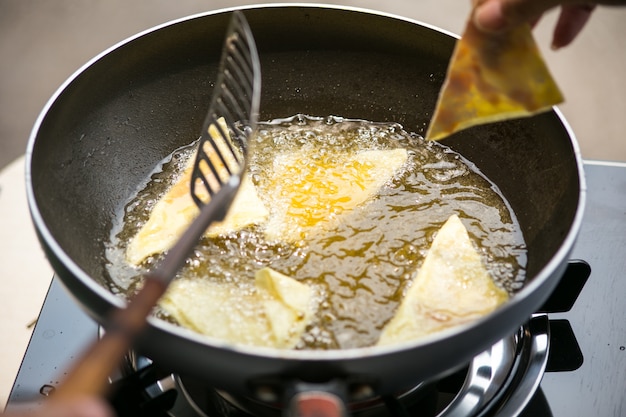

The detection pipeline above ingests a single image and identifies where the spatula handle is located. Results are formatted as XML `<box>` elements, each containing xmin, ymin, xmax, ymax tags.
<box><xmin>51</xmin><ymin>278</ymin><xmax>166</xmax><ymax>402</ymax></box>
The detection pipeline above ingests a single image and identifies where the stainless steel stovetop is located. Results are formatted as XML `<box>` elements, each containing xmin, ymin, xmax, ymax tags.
<box><xmin>6</xmin><ymin>161</ymin><xmax>626</xmax><ymax>416</ymax></box>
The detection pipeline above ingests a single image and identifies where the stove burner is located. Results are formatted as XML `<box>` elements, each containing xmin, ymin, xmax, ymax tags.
<box><xmin>119</xmin><ymin>316</ymin><xmax>548</xmax><ymax>417</ymax></box>
<box><xmin>112</xmin><ymin>261</ymin><xmax>591</xmax><ymax>417</ymax></box>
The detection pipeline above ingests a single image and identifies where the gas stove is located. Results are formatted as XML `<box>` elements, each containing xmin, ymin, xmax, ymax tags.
<box><xmin>6</xmin><ymin>161</ymin><xmax>626</xmax><ymax>416</ymax></box>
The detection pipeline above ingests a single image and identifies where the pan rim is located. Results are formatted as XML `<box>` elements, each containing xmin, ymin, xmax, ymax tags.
<box><xmin>24</xmin><ymin>3</ymin><xmax>586</xmax><ymax>362</ymax></box>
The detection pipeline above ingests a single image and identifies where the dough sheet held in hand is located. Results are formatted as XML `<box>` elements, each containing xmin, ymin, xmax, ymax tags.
<box><xmin>425</xmin><ymin>11</ymin><xmax>563</xmax><ymax>141</ymax></box>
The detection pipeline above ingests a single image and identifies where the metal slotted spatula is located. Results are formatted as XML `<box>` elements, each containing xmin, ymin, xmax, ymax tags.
<box><xmin>52</xmin><ymin>10</ymin><xmax>261</xmax><ymax>402</ymax></box>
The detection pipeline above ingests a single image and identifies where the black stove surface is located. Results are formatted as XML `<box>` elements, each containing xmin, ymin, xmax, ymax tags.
<box><xmin>7</xmin><ymin>161</ymin><xmax>626</xmax><ymax>416</ymax></box>
<box><xmin>538</xmin><ymin>161</ymin><xmax>626</xmax><ymax>416</ymax></box>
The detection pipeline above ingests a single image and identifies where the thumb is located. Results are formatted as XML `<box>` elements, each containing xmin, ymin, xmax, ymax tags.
<box><xmin>473</xmin><ymin>0</ymin><xmax>509</xmax><ymax>31</ymax></box>
<box><xmin>473</xmin><ymin>0</ymin><xmax>564</xmax><ymax>32</ymax></box>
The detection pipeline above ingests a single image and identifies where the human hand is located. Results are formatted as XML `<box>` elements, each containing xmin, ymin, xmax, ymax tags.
<box><xmin>473</xmin><ymin>0</ymin><xmax>626</xmax><ymax>49</ymax></box>
<box><xmin>3</xmin><ymin>397</ymin><xmax>114</xmax><ymax>417</ymax></box>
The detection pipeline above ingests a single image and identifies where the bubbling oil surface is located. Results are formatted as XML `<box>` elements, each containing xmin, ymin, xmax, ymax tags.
<box><xmin>106</xmin><ymin>115</ymin><xmax>526</xmax><ymax>350</ymax></box>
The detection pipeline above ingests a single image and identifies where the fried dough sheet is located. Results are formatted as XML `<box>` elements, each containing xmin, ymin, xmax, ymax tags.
<box><xmin>377</xmin><ymin>214</ymin><xmax>508</xmax><ymax>346</ymax></box>
<box><xmin>425</xmin><ymin>13</ymin><xmax>563</xmax><ymax>141</ymax></box>
<box><xmin>159</xmin><ymin>267</ymin><xmax>315</xmax><ymax>348</ymax></box>
<box><xmin>126</xmin><ymin>120</ymin><xmax>269</xmax><ymax>265</ymax></box>
<box><xmin>263</xmin><ymin>148</ymin><xmax>409</xmax><ymax>242</ymax></box>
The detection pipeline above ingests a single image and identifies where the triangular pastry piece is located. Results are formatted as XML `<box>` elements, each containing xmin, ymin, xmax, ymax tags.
<box><xmin>263</xmin><ymin>148</ymin><xmax>408</xmax><ymax>243</ymax></box>
<box><xmin>377</xmin><ymin>214</ymin><xmax>508</xmax><ymax>345</ymax></box>
<box><xmin>425</xmin><ymin>15</ymin><xmax>563</xmax><ymax>141</ymax></box>
<box><xmin>126</xmin><ymin>119</ymin><xmax>269</xmax><ymax>265</ymax></box>
<box><xmin>159</xmin><ymin>267</ymin><xmax>314</xmax><ymax>348</ymax></box>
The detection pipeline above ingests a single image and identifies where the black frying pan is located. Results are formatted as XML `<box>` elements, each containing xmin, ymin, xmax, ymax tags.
<box><xmin>26</xmin><ymin>3</ymin><xmax>585</xmax><ymax>409</ymax></box>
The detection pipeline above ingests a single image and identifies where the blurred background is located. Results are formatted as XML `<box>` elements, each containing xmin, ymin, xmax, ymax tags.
<box><xmin>1</xmin><ymin>0</ymin><xmax>625</xmax><ymax>407</ymax></box>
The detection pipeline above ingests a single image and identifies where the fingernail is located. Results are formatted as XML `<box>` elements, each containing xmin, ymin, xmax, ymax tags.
<box><xmin>474</xmin><ymin>1</ymin><xmax>508</xmax><ymax>32</ymax></box>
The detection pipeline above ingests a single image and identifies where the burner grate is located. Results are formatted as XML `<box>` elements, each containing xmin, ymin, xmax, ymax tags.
<box><xmin>119</xmin><ymin>316</ymin><xmax>547</xmax><ymax>417</ymax></box>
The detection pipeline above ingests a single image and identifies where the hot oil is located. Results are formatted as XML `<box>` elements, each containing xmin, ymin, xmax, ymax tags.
<box><xmin>105</xmin><ymin>115</ymin><xmax>526</xmax><ymax>350</ymax></box>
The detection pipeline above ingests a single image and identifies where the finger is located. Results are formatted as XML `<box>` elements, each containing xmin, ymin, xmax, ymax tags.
<box><xmin>473</xmin><ymin>0</ymin><xmax>509</xmax><ymax>31</ymax></box>
<box><xmin>42</xmin><ymin>398</ymin><xmax>114</xmax><ymax>417</ymax></box>
<box><xmin>551</xmin><ymin>4</ymin><xmax>596</xmax><ymax>49</ymax></box>
<box><xmin>529</xmin><ymin>13</ymin><xmax>543</xmax><ymax>28</ymax></box>
<box><xmin>64</xmin><ymin>398</ymin><xmax>115</xmax><ymax>417</ymax></box>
